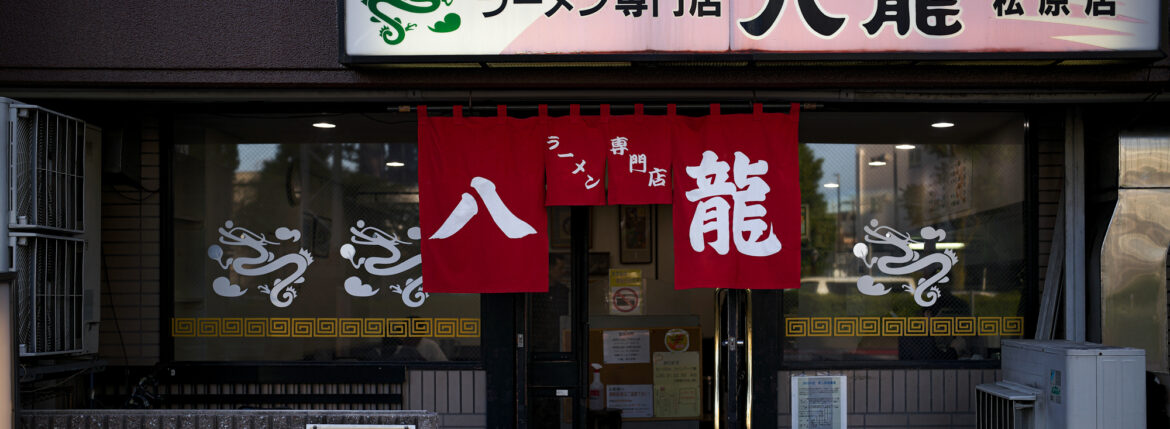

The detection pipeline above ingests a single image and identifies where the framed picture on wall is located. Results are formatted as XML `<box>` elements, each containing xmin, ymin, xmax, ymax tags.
<box><xmin>549</xmin><ymin>206</ymin><xmax>572</xmax><ymax>249</ymax></box>
<box><xmin>619</xmin><ymin>205</ymin><xmax>652</xmax><ymax>264</ymax></box>
<box><xmin>549</xmin><ymin>206</ymin><xmax>593</xmax><ymax>250</ymax></box>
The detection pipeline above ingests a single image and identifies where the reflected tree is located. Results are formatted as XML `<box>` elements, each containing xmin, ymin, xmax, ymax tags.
<box><xmin>798</xmin><ymin>143</ymin><xmax>835</xmax><ymax>276</ymax></box>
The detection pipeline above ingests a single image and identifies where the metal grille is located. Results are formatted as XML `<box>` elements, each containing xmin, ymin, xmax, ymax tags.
<box><xmin>7</xmin><ymin>103</ymin><xmax>89</xmax><ymax>356</ymax></box>
<box><xmin>976</xmin><ymin>384</ymin><xmax>1035</xmax><ymax>429</ymax></box>
<box><xmin>9</xmin><ymin>106</ymin><xmax>86</xmax><ymax>233</ymax></box>
<box><xmin>12</xmin><ymin>233</ymin><xmax>85</xmax><ymax>355</ymax></box>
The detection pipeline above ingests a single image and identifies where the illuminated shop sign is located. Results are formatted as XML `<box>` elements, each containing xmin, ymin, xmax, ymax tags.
<box><xmin>342</xmin><ymin>0</ymin><xmax>1163</xmax><ymax>61</ymax></box>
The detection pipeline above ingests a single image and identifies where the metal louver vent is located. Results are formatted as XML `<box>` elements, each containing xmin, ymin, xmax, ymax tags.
<box><xmin>10</xmin><ymin>107</ymin><xmax>85</xmax><ymax>233</ymax></box>
<box><xmin>975</xmin><ymin>383</ymin><xmax>1036</xmax><ymax>429</ymax></box>
<box><xmin>7</xmin><ymin>102</ymin><xmax>88</xmax><ymax>356</ymax></box>
<box><xmin>12</xmin><ymin>233</ymin><xmax>85</xmax><ymax>355</ymax></box>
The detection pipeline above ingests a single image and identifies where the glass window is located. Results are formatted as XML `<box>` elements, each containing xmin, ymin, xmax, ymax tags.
<box><xmin>170</xmin><ymin>113</ymin><xmax>480</xmax><ymax>362</ymax></box>
<box><xmin>787</xmin><ymin>112</ymin><xmax>1028</xmax><ymax>362</ymax></box>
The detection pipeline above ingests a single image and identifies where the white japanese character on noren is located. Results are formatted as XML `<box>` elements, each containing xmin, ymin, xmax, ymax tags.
<box><xmin>573</xmin><ymin>160</ymin><xmax>587</xmax><ymax>174</ymax></box>
<box><xmin>648</xmin><ymin>168</ymin><xmax>667</xmax><ymax>187</ymax></box>
<box><xmin>630</xmin><ymin>154</ymin><xmax>647</xmax><ymax>173</ymax></box>
<box><xmin>684</xmin><ymin>150</ymin><xmax>782</xmax><ymax>257</ymax></box>
<box><xmin>546</xmin><ymin>136</ymin><xmax>560</xmax><ymax>150</ymax></box>
<box><xmin>611</xmin><ymin>137</ymin><xmax>629</xmax><ymax>155</ymax></box>
<box><xmin>430</xmin><ymin>177</ymin><xmax>537</xmax><ymax>240</ymax></box>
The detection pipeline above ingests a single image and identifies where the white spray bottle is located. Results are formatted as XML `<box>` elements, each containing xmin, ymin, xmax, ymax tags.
<box><xmin>588</xmin><ymin>363</ymin><xmax>605</xmax><ymax>410</ymax></box>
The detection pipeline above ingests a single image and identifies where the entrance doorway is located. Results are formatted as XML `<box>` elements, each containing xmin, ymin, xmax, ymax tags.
<box><xmin>525</xmin><ymin>205</ymin><xmax>778</xmax><ymax>428</ymax></box>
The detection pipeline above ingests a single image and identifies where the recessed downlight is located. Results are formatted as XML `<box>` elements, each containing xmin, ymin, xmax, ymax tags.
<box><xmin>823</xmin><ymin>183</ymin><xmax>840</xmax><ymax>188</ymax></box>
<box><xmin>312</xmin><ymin>122</ymin><xmax>336</xmax><ymax>129</ymax></box>
<box><xmin>931</xmin><ymin>121</ymin><xmax>954</xmax><ymax>128</ymax></box>
<box><xmin>385</xmin><ymin>161</ymin><xmax>405</xmax><ymax>167</ymax></box>
<box><xmin>895</xmin><ymin>144</ymin><xmax>916</xmax><ymax>150</ymax></box>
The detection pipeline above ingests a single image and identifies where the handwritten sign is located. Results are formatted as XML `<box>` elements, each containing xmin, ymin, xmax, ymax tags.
<box><xmin>603</xmin><ymin>330</ymin><xmax>650</xmax><ymax>364</ymax></box>
<box><xmin>652</xmin><ymin>351</ymin><xmax>700</xmax><ymax>418</ymax></box>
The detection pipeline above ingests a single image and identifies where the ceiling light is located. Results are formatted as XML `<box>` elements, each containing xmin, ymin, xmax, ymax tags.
<box><xmin>931</xmin><ymin>121</ymin><xmax>954</xmax><ymax>128</ymax></box>
<box><xmin>385</xmin><ymin>161</ymin><xmax>405</xmax><ymax>167</ymax></box>
<box><xmin>312</xmin><ymin>122</ymin><xmax>336</xmax><ymax>129</ymax></box>
<box><xmin>868</xmin><ymin>155</ymin><xmax>888</xmax><ymax>166</ymax></box>
<box><xmin>895</xmin><ymin>144</ymin><xmax>916</xmax><ymax>150</ymax></box>
<box><xmin>823</xmin><ymin>183</ymin><xmax>840</xmax><ymax>188</ymax></box>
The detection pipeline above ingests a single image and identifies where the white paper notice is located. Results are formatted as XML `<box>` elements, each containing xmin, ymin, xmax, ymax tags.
<box><xmin>602</xmin><ymin>330</ymin><xmax>650</xmax><ymax>364</ymax></box>
<box><xmin>606</xmin><ymin>384</ymin><xmax>653</xmax><ymax>418</ymax></box>
<box><xmin>791</xmin><ymin>376</ymin><xmax>847</xmax><ymax>429</ymax></box>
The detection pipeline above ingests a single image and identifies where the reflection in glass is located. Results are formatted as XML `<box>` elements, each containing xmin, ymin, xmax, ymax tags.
<box><xmin>171</xmin><ymin>114</ymin><xmax>479</xmax><ymax>362</ymax></box>
<box><xmin>789</xmin><ymin>113</ymin><xmax>1027</xmax><ymax>361</ymax></box>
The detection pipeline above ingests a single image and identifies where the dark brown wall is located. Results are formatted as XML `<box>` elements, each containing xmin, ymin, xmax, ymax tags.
<box><xmin>1</xmin><ymin>1</ymin><xmax>340</xmax><ymax>69</ymax></box>
<box><xmin>0</xmin><ymin>1</ymin><xmax>1168</xmax><ymax>91</ymax></box>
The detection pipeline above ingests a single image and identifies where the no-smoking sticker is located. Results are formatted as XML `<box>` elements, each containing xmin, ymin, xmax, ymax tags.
<box><xmin>609</xmin><ymin>286</ymin><xmax>644</xmax><ymax>315</ymax></box>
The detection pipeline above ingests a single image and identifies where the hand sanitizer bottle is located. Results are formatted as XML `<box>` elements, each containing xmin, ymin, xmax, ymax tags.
<box><xmin>588</xmin><ymin>363</ymin><xmax>605</xmax><ymax>410</ymax></box>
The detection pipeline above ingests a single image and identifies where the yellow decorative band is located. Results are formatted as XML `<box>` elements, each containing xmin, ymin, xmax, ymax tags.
<box><xmin>785</xmin><ymin>317</ymin><xmax>1024</xmax><ymax>337</ymax></box>
<box><xmin>172</xmin><ymin>317</ymin><xmax>481</xmax><ymax>338</ymax></box>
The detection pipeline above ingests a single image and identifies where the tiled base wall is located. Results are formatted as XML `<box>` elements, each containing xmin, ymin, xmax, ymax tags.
<box><xmin>404</xmin><ymin>370</ymin><xmax>487</xmax><ymax>429</ymax></box>
<box><xmin>777</xmin><ymin>369</ymin><xmax>1000</xmax><ymax>429</ymax></box>
<box><xmin>19</xmin><ymin>410</ymin><xmax>438</xmax><ymax>429</ymax></box>
<box><xmin>90</xmin><ymin>369</ymin><xmax>487</xmax><ymax>428</ymax></box>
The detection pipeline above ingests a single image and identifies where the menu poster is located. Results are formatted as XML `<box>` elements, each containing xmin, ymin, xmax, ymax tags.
<box><xmin>652</xmin><ymin>351</ymin><xmax>700</xmax><ymax>418</ymax></box>
<box><xmin>603</xmin><ymin>330</ymin><xmax>650</xmax><ymax>364</ymax></box>
<box><xmin>791</xmin><ymin>376</ymin><xmax>847</xmax><ymax>429</ymax></box>
<box><xmin>607</xmin><ymin>384</ymin><xmax>653</xmax><ymax>418</ymax></box>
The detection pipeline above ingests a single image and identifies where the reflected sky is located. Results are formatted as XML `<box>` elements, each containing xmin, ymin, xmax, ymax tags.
<box><xmin>808</xmin><ymin>143</ymin><xmax>857</xmax><ymax>214</ymax></box>
<box><xmin>238</xmin><ymin>144</ymin><xmax>278</xmax><ymax>172</ymax></box>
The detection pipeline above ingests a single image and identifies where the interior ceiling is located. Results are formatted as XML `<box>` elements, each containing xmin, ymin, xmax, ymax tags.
<box><xmin>185</xmin><ymin>111</ymin><xmax>1025</xmax><ymax>146</ymax></box>
<box><xmin>189</xmin><ymin>112</ymin><xmax>417</xmax><ymax>144</ymax></box>
<box><xmin>800</xmin><ymin>112</ymin><xmax>1025</xmax><ymax>145</ymax></box>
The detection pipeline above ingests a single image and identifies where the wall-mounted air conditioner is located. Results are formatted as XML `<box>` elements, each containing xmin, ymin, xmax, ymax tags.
<box><xmin>976</xmin><ymin>340</ymin><xmax>1145</xmax><ymax>429</ymax></box>
<box><xmin>3</xmin><ymin>98</ymin><xmax>101</xmax><ymax>356</ymax></box>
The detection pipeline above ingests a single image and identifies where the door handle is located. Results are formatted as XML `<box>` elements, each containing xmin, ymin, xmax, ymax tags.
<box><xmin>722</xmin><ymin>337</ymin><xmax>744</xmax><ymax>351</ymax></box>
<box><xmin>714</xmin><ymin>289</ymin><xmax>754</xmax><ymax>429</ymax></box>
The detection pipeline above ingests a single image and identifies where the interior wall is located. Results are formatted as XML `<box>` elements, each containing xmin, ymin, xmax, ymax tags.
<box><xmin>99</xmin><ymin>116</ymin><xmax>162</xmax><ymax>366</ymax></box>
<box><xmin>588</xmin><ymin>205</ymin><xmax>718</xmax><ymax>338</ymax></box>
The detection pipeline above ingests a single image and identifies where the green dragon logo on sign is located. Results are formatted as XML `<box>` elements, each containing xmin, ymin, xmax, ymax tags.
<box><xmin>362</xmin><ymin>0</ymin><xmax>461</xmax><ymax>46</ymax></box>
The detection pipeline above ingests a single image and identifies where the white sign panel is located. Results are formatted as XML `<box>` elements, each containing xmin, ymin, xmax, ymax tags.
<box><xmin>343</xmin><ymin>0</ymin><xmax>1163</xmax><ymax>59</ymax></box>
<box><xmin>791</xmin><ymin>376</ymin><xmax>847</xmax><ymax>429</ymax></box>
<box><xmin>603</xmin><ymin>329</ymin><xmax>650</xmax><ymax>364</ymax></box>
<box><xmin>607</xmin><ymin>384</ymin><xmax>654</xmax><ymax>418</ymax></box>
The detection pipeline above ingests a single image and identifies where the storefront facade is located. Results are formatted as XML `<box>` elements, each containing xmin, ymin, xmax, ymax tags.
<box><xmin>2</xmin><ymin>2</ymin><xmax>1169</xmax><ymax>428</ymax></box>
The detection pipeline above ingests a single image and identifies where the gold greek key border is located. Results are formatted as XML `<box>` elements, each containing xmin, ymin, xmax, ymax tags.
<box><xmin>785</xmin><ymin>317</ymin><xmax>1024</xmax><ymax>337</ymax></box>
<box><xmin>172</xmin><ymin>317</ymin><xmax>481</xmax><ymax>338</ymax></box>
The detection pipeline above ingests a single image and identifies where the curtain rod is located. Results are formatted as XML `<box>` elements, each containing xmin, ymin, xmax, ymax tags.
<box><xmin>396</xmin><ymin>103</ymin><xmax>821</xmax><ymax>113</ymax></box>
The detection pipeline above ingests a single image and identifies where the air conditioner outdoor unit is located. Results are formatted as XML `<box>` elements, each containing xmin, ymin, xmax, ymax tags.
<box><xmin>3</xmin><ymin>98</ymin><xmax>101</xmax><ymax>356</ymax></box>
<box><xmin>976</xmin><ymin>340</ymin><xmax>1145</xmax><ymax>429</ymax></box>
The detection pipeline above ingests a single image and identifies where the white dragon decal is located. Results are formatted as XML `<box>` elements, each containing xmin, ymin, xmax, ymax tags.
<box><xmin>340</xmin><ymin>220</ymin><xmax>428</xmax><ymax>308</ymax></box>
<box><xmin>207</xmin><ymin>220</ymin><xmax>314</xmax><ymax>308</ymax></box>
<box><xmin>852</xmin><ymin>219</ymin><xmax>959</xmax><ymax>307</ymax></box>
